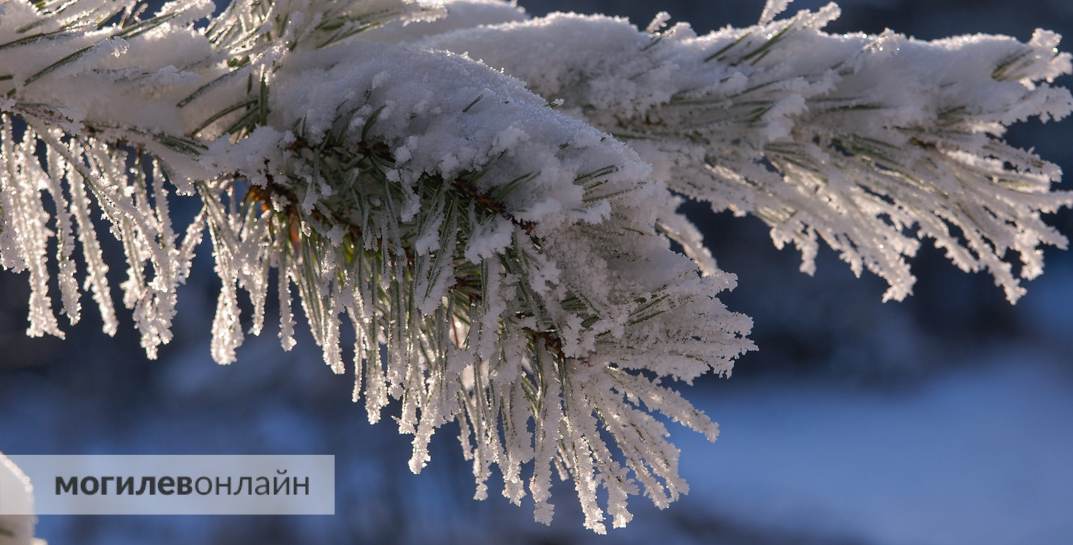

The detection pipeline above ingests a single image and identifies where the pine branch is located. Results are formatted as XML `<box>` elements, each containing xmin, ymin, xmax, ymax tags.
<box><xmin>0</xmin><ymin>0</ymin><xmax>1067</xmax><ymax>534</ymax></box>
<box><xmin>0</xmin><ymin>453</ymin><xmax>35</xmax><ymax>545</ymax></box>
<box><xmin>417</xmin><ymin>1</ymin><xmax>1073</xmax><ymax>302</ymax></box>
<box><xmin>0</xmin><ymin>0</ymin><xmax>752</xmax><ymax>532</ymax></box>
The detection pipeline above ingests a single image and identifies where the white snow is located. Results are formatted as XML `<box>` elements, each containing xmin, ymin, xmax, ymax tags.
<box><xmin>680</xmin><ymin>360</ymin><xmax>1073</xmax><ymax>545</ymax></box>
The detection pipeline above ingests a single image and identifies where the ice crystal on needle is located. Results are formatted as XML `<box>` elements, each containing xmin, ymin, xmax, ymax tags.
<box><xmin>0</xmin><ymin>0</ymin><xmax>1069</xmax><ymax>532</ymax></box>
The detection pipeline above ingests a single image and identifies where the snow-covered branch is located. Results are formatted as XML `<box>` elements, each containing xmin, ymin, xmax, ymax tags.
<box><xmin>416</xmin><ymin>1</ymin><xmax>1073</xmax><ymax>301</ymax></box>
<box><xmin>0</xmin><ymin>454</ymin><xmax>37</xmax><ymax>545</ymax></box>
<box><xmin>0</xmin><ymin>0</ymin><xmax>1068</xmax><ymax>533</ymax></box>
<box><xmin>0</xmin><ymin>0</ymin><xmax>754</xmax><ymax>532</ymax></box>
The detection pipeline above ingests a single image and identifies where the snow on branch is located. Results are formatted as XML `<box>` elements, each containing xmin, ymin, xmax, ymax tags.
<box><xmin>0</xmin><ymin>0</ymin><xmax>752</xmax><ymax>532</ymax></box>
<box><xmin>0</xmin><ymin>0</ymin><xmax>1067</xmax><ymax>533</ymax></box>
<box><xmin>0</xmin><ymin>454</ymin><xmax>37</xmax><ymax>545</ymax></box>
<box><xmin>417</xmin><ymin>1</ymin><xmax>1073</xmax><ymax>302</ymax></box>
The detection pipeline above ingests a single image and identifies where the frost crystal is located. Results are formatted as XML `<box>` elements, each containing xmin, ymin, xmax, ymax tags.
<box><xmin>0</xmin><ymin>0</ymin><xmax>1069</xmax><ymax>532</ymax></box>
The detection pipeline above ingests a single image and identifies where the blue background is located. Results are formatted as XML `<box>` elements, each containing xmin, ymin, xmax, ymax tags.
<box><xmin>1</xmin><ymin>1</ymin><xmax>1071</xmax><ymax>544</ymax></box>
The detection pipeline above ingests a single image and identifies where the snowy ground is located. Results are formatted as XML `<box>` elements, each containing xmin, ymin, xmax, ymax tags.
<box><xmin>675</xmin><ymin>359</ymin><xmax>1073</xmax><ymax>545</ymax></box>
<box><xmin>5</xmin><ymin>342</ymin><xmax>1070</xmax><ymax>545</ymax></box>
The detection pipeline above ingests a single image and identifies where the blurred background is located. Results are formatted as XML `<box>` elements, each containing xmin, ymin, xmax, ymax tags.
<box><xmin>2</xmin><ymin>1</ymin><xmax>1072</xmax><ymax>544</ymax></box>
